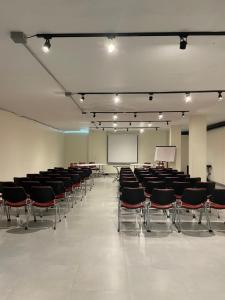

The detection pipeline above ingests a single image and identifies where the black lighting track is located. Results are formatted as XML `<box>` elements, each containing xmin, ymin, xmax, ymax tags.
<box><xmin>70</xmin><ymin>90</ymin><xmax>225</xmax><ymax>96</ymax></box>
<box><xmin>91</xmin><ymin>120</ymin><xmax>171</xmax><ymax>123</ymax></box>
<box><xmin>91</xmin><ymin>127</ymin><xmax>159</xmax><ymax>129</ymax></box>
<box><xmin>88</xmin><ymin>111</ymin><xmax>189</xmax><ymax>114</ymax></box>
<box><xmin>34</xmin><ymin>31</ymin><xmax>225</xmax><ymax>39</ymax></box>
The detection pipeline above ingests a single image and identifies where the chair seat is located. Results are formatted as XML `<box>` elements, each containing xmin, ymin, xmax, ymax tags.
<box><xmin>180</xmin><ymin>202</ymin><xmax>204</xmax><ymax>209</ymax></box>
<box><xmin>209</xmin><ymin>201</ymin><xmax>225</xmax><ymax>209</ymax></box>
<box><xmin>151</xmin><ymin>202</ymin><xmax>173</xmax><ymax>209</ymax></box>
<box><xmin>55</xmin><ymin>193</ymin><xmax>65</xmax><ymax>199</ymax></box>
<box><xmin>32</xmin><ymin>201</ymin><xmax>55</xmax><ymax>208</ymax></box>
<box><xmin>121</xmin><ymin>201</ymin><xmax>144</xmax><ymax>209</ymax></box>
<box><xmin>73</xmin><ymin>183</ymin><xmax>80</xmax><ymax>188</ymax></box>
<box><xmin>5</xmin><ymin>199</ymin><xmax>31</xmax><ymax>207</ymax></box>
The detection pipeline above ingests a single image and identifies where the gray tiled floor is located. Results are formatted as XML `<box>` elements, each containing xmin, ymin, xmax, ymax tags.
<box><xmin>1</xmin><ymin>177</ymin><xmax>225</xmax><ymax>299</ymax></box>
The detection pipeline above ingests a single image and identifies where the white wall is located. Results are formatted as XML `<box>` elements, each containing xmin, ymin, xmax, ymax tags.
<box><xmin>64</xmin><ymin>130</ymin><xmax>169</xmax><ymax>172</ymax></box>
<box><xmin>0</xmin><ymin>110</ymin><xmax>64</xmax><ymax>181</ymax></box>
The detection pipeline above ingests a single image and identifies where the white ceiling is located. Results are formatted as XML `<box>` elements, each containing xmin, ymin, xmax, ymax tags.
<box><xmin>1</xmin><ymin>0</ymin><xmax>225</xmax><ymax>131</ymax></box>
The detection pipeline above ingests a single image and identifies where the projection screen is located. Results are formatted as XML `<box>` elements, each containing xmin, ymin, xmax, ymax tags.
<box><xmin>107</xmin><ymin>134</ymin><xmax>138</xmax><ymax>164</ymax></box>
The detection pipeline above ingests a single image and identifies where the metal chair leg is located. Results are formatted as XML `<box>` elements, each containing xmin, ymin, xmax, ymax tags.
<box><xmin>146</xmin><ymin>204</ymin><xmax>151</xmax><ymax>232</ymax></box>
<box><xmin>204</xmin><ymin>206</ymin><xmax>213</xmax><ymax>233</ymax></box>
<box><xmin>117</xmin><ymin>201</ymin><xmax>121</xmax><ymax>232</ymax></box>
<box><xmin>198</xmin><ymin>209</ymin><xmax>203</xmax><ymax>224</ymax></box>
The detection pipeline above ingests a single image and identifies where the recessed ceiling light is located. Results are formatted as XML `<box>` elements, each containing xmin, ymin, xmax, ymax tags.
<box><xmin>140</xmin><ymin>128</ymin><xmax>144</xmax><ymax>134</ymax></box>
<box><xmin>113</xmin><ymin>122</ymin><xmax>117</xmax><ymax>127</ymax></box>
<box><xmin>148</xmin><ymin>122</ymin><xmax>152</xmax><ymax>127</ymax></box>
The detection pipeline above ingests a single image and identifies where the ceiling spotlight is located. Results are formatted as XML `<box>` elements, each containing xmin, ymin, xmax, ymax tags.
<box><xmin>113</xmin><ymin>122</ymin><xmax>117</xmax><ymax>127</ymax></box>
<box><xmin>107</xmin><ymin>37</ymin><xmax>116</xmax><ymax>53</ymax></box>
<box><xmin>156</xmin><ymin>127</ymin><xmax>158</xmax><ymax>131</ymax></box>
<box><xmin>166</xmin><ymin>121</ymin><xmax>169</xmax><ymax>125</ymax></box>
<box><xmin>134</xmin><ymin>113</ymin><xmax>137</xmax><ymax>118</ymax></box>
<box><xmin>148</xmin><ymin>122</ymin><xmax>152</xmax><ymax>127</ymax></box>
<box><xmin>129</xmin><ymin>122</ymin><xmax>132</xmax><ymax>126</ymax></box>
<box><xmin>114</xmin><ymin>128</ymin><xmax>117</xmax><ymax>132</ymax></box>
<box><xmin>182</xmin><ymin>112</ymin><xmax>185</xmax><ymax>118</ymax></box>
<box><xmin>127</xmin><ymin>128</ymin><xmax>128</xmax><ymax>132</ymax></box>
<box><xmin>218</xmin><ymin>91</ymin><xmax>223</xmax><ymax>101</ymax></box>
<box><xmin>158</xmin><ymin>112</ymin><xmax>163</xmax><ymax>120</ymax></box>
<box><xmin>93</xmin><ymin>113</ymin><xmax>96</xmax><ymax>118</ymax></box>
<box><xmin>102</xmin><ymin>128</ymin><xmax>105</xmax><ymax>131</ymax></box>
<box><xmin>185</xmin><ymin>92</ymin><xmax>192</xmax><ymax>103</ymax></box>
<box><xmin>180</xmin><ymin>35</ymin><xmax>187</xmax><ymax>50</ymax></box>
<box><xmin>114</xmin><ymin>94</ymin><xmax>120</xmax><ymax>103</ymax></box>
<box><xmin>113</xmin><ymin>113</ymin><xmax>118</xmax><ymax>120</ymax></box>
<box><xmin>149</xmin><ymin>93</ymin><xmax>153</xmax><ymax>101</ymax></box>
<box><xmin>99</xmin><ymin>121</ymin><xmax>101</xmax><ymax>126</ymax></box>
<box><xmin>80</xmin><ymin>94</ymin><xmax>85</xmax><ymax>103</ymax></box>
<box><xmin>140</xmin><ymin>128</ymin><xmax>144</xmax><ymax>134</ymax></box>
<box><xmin>42</xmin><ymin>39</ymin><xmax>51</xmax><ymax>53</ymax></box>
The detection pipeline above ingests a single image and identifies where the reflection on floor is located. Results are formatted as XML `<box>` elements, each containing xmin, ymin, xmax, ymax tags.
<box><xmin>0</xmin><ymin>177</ymin><xmax>225</xmax><ymax>300</ymax></box>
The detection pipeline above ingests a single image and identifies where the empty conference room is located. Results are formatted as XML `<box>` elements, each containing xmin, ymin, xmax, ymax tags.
<box><xmin>1</xmin><ymin>1</ymin><xmax>225</xmax><ymax>299</ymax></box>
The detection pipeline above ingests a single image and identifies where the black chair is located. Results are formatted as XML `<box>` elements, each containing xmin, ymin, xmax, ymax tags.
<box><xmin>170</xmin><ymin>181</ymin><xmax>191</xmax><ymax>198</ymax></box>
<box><xmin>30</xmin><ymin>186</ymin><xmax>61</xmax><ymax>230</ymax></box>
<box><xmin>176</xmin><ymin>188</ymin><xmax>212</xmax><ymax>232</ymax></box>
<box><xmin>146</xmin><ymin>189</ymin><xmax>176</xmax><ymax>232</ymax></box>
<box><xmin>145</xmin><ymin>181</ymin><xmax>166</xmax><ymax>198</ymax></box>
<box><xmin>2</xmin><ymin>187</ymin><xmax>31</xmax><ymax>229</ymax></box>
<box><xmin>21</xmin><ymin>181</ymin><xmax>40</xmax><ymax>196</ymax></box>
<box><xmin>45</xmin><ymin>181</ymin><xmax>68</xmax><ymax>214</ymax></box>
<box><xmin>209</xmin><ymin>189</ymin><xmax>225</xmax><ymax>230</ymax></box>
<box><xmin>165</xmin><ymin>177</ymin><xmax>179</xmax><ymax>187</ymax></box>
<box><xmin>142</xmin><ymin>176</ymin><xmax>159</xmax><ymax>187</ymax></box>
<box><xmin>14</xmin><ymin>177</ymin><xmax>28</xmax><ymax>185</ymax></box>
<box><xmin>118</xmin><ymin>187</ymin><xmax>146</xmax><ymax>232</ymax></box>
<box><xmin>195</xmin><ymin>181</ymin><xmax>215</xmax><ymax>197</ymax></box>
<box><xmin>189</xmin><ymin>177</ymin><xmax>201</xmax><ymax>187</ymax></box>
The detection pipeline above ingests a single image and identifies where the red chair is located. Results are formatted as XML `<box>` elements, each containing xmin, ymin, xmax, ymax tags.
<box><xmin>30</xmin><ymin>186</ymin><xmax>61</xmax><ymax>230</ymax></box>
<box><xmin>208</xmin><ymin>189</ymin><xmax>225</xmax><ymax>230</ymax></box>
<box><xmin>146</xmin><ymin>189</ymin><xmax>176</xmax><ymax>232</ymax></box>
<box><xmin>118</xmin><ymin>187</ymin><xmax>146</xmax><ymax>232</ymax></box>
<box><xmin>176</xmin><ymin>188</ymin><xmax>212</xmax><ymax>233</ymax></box>
<box><xmin>2</xmin><ymin>187</ymin><xmax>31</xmax><ymax>230</ymax></box>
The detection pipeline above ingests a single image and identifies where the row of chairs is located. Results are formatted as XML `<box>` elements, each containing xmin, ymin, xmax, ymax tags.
<box><xmin>0</xmin><ymin>166</ymin><xmax>93</xmax><ymax>230</ymax></box>
<box><xmin>118</xmin><ymin>167</ymin><xmax>223</xmax><ymax>233</ymax></box>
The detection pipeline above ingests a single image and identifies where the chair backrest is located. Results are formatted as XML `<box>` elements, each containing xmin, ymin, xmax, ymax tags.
<box><xmin>142</xmin><ymin>177</ymin><xmax>159</xmax><ymax>186</ymax></box>
<box><xmin>195</xmin><ymin>181</ymin><xmax>215</xmax><ymax>196</ymax></box>
<box><xmin>170</xmin><ymin>181</ymin><xmax>191</xmax><ymax>196</ymax></box>
<box><xmin>30</xmin><ymin>186</ymin><xmax>55</xmax><ymax>203</ymax></box>
<box><xmin>145</xmin><ymin>181</ymin><xmax>166</xmax><ymax>194</ymax></box>
<box><xmin>14</xmin><ymin>177</ymin><xmax>28</xmax><ymax>185</ymax></box>
<box><xmin>189</xmin><ymin>177</ymin><xmax>201</xmax><ymax>186</ymax></box>
<box><xmin>2</xmin><ymin>187</ymin><xmax>27</xmax><ymax>203</ymax></box>
<box><xmin>151</xmin><ymin>189</ymin><xmax>176</xmax><ymax>205</ymax></box>
<box><xmin>121</xmin><ymin>187</ymin><xmax>145</xmax><ymax>205</ymax></box>
<box><xmin>46</xmin><ymin>181</ymin><xmax>65</xmax><ymax>195</ymax></box>
<box><xmin>55</xmin><ymin>177</ymin><xmax>73</xmax><ymax>188</ymax></box>
<box><xmin>210</xmin><ymin>189</ymin><xmax>225</xmax><ymax>205</ymax></box>
<box><xmin>182</xmin><ymin>188</ymin><xmax>207</xmax><ymax>205</ymax></box>
<box><xmin>0</xmin><ymin>182</ymin><xmax>16</xmax><ymax>193</ymax></box>
<box><xmin>120</xmin><ymin>181</ymin><xmax>139</xmax><ymax>188</ymax></box>
<box><xmin>21</xmin><ymin>181</ymin><xmax>40</xmax><ymax>195</ymax></box>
